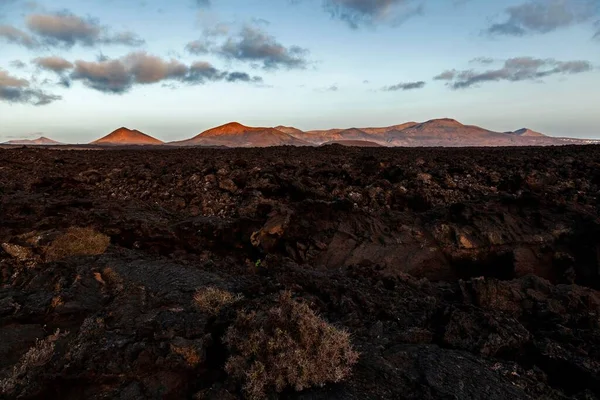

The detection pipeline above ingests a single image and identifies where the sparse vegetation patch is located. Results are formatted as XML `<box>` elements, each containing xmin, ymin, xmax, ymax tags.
<box><xmin>224</xmin><ymin>291</ymin><xmax>359</xmax><ymax>399</ymax></box>
<box><xmin>193</xmin><ymin>286</ymin><xmax>243</xmax><ymax>315</ymax></box>
<box><xmin>44</xmin><ymin>227</ymin><xmax>110</xmax><ymax>261</ymax></box>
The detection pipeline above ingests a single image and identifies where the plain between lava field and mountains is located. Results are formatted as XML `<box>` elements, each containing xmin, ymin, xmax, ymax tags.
<box><xmin>4</xmin><ymin>119</ymin><xmax>599</xmax><ymax>148</ymax></box>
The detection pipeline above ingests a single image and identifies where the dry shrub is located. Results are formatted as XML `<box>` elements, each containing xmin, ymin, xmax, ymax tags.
<box><xmin>193</xmin><ymin>287</ymin><xmax>242</xmax><ymax>316</ymax></box>
<box><xmin>0</xmin><ymin>329</ymin><xmax>65</xmax><ymax>395</ymax></box>
<box><xmin>224</xmin><ymin>291</ymin><xmax>359</xmax><ymax>399</ymax></box>
<box><xmin>45</xmin><ymin>227</ymin><xmax>110</xmax><ymax>261</ymax></box>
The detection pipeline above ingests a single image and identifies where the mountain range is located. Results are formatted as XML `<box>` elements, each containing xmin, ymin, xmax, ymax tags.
<box><xmin>2</xmin><ymin>137</ymin><xmax>63</xmax><ymax>145</ymax></box>
<box><xmin>3</xmin><ymin>119</ymin><xmax>598</xmax><ymax>148</ymax></box>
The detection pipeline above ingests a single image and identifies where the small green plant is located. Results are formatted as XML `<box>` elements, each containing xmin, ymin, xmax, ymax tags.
<box><xmin>255</xmin><ymin>259</ymin><xmax>262</xmax><ymax>268</ymax></box>
<box><xmin>224</xmin><ymin>291</ymin><xmax>359</xmax><ymax>399</ymax></box>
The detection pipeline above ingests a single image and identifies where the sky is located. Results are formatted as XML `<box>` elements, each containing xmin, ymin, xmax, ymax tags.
<box><xmin>0</xmin><ymin>0</ymin><xmax>599</xmax><ymax>143</ymax></box>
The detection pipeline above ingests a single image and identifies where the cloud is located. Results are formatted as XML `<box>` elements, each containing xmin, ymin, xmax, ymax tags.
<box><xmin>0</xmin><ymin>69</ymin><xmax>28</xmax><ymax>88</ymax></box>
<box><xmin>123</xmin><ymin>52</ymin><xmax>187</xmax><ymax>83</ymax></box>
<box><xmin>27</xmin><ymin>12</ymin><xmax>101</xmax><ymax>46</ymax></box>
<box><xmin>323</xmin><ymin>0</ymin><xmax>424</xmax><ymax>28</ymax></box>
<box><xmin>382</xmin><ymin>80</ymin><xmax>426</xmax><ymax>91</ymax></box>
<box><xmin>217</xmin><ymin>25</ymin><xmax>309</xmax><ymax>69</ymax></box>
<box><xmin>0</xmin><ymin>69</ymin><xmax>61</xmax><ymax>105</ymax></box>
<box><xmin>470</xmin><ymin>57</ymin><xmax>495</xmax><ymax>65</ymax></box>
<box><xmin>314</xmin><ymin>84</ymin><xmax>340</xmax><ymax>92</ymax></box>
<box><xmin>436</xmin><ymin>57</ymin><xmax>594</xmax><ymax>89</ymax></box>
<box><xmin>195</xmin><ymin>0</ymin><xmax>211</xmax><ymax>7</ymax></box>
<box><xmin>108</xmin><ymin>31</ymin><xmax>145</xmax><ymax>46</ymax></box>
<box><xmin>486</xmin><ymin>0</ymin><xmax>598</xmax><ymax>36</ymax></box>
<box><xmin>433</xmin><ymin>70</ymin><xmax>456</xmax><ymax>80</ymax></box>
<box><xmin>186</xmin><ymin>17</ymin><xmax>308</xmax><ymax>70</ymax></box>
<box><xmin>186</xmin><ymin>61</ymin><xmax>225</xmax><ymax>82</ymax></box>
<box><xmin>186</xmin><ymin>20</ymin><xmax>230</xmax><ymax>55</ymax></box>
<box><xmin>69</xmin><ymin>51</ymin><xmax>263</xmax><ymax>93</ymax></box>
<box><xmin>33</xmin><ymin>56</ymin><xmax>73</xmax><ymax>72</ymax></box>
<box><xmin>0</xmin><ymin>24</ymin><xmax>39</xmax><ymax>48</ymax></box>
<box><xmin>71</xmin><ymin>59</ymin><xmax>131</xmax><ymax>93</ymax></box>
<box><xmin>9</xmin><ymin>59</ymin><xmax>27</xmax><ymax>69</ymax></box>
<box><xmin>186</xmin><ymin>39</ymin><xmax>211</xmax><ymax>54</ymax></box>
<box><xmin>226</xmin><ymin>71</ymin><xmax>263</xmax><ymax>82</ymax></box>
<box><xmin>25</xmin><ymin>12</ymin><xmax>145</xmax><ymax>48</ymax></box>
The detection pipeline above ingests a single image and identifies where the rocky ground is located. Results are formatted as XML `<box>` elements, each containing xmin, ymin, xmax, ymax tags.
<box><xmin>1</xmin><ymin>145</ymin><xmax>599</xmax><ymax>399</ymax></box>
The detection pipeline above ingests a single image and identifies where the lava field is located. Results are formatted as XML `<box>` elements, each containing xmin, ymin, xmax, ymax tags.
<box><xmin>1</xmin><ymin>145</ymin><xmax>600</xmax><ymax>399</ymax></box>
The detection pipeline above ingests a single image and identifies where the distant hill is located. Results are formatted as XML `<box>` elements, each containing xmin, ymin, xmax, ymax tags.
<box><xmin>171</xmin><ymin>122</ymin><xmax>310</xmax><ymax>147</ymax></box>
<box><xmin>92</xmin><ymin>127</ymin><xmax>163</xmax><ymax>145</ymax></box>
<box><xmin>3</xmin><ymin>137</ymin><xmax>62</xmax><ymax>145</ymax></box>
<box><xmin>506</xmin><ymin>128</ymin><xmax>546</xmax><ymax>137</ymax></box>
<box><xmin>384</xmin><ymin>118</ymin><xmax>503</xmax><ymax>146</ymax></box>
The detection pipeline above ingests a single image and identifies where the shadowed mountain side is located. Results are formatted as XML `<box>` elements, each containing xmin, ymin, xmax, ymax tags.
<box><xmin>92</xmin><ymin>128</ymin><xmax>164</xmax><ymax>145</ymax></box>
<box><xmin>361</xmin><ymin>122</ymin><xmax>420</xmax><ymax>135</ymax></box>
<box><xmin>274</xmin><ymin>126</ymin><xmax>306</xmax><ymax>137</ymax></box>
<box><xmin>300</xmin><ymin>123</ymin><xmax>420</xmax><ymax>144</ymax></box>
<box><xmin>297</xmin><ymin>129</ymin><xmax>345</xmax><ymax>144</ymax></box>
<box><xmin>170</xmin><ymin>122</ymin><xmax>311</xmax><ymax>147</ymax></box>
<box><xmin>293</xmin><ymin>128</ymin><xmax>376</xmax><ymax>144</ymax></box>
<box><xmin>321</xmin><ymin>140</ymin><xmax>384</xmax><ymax>147</ymax></box>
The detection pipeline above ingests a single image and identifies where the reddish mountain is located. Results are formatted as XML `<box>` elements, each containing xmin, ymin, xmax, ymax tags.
<box><xmin>3</xmin><ymin>136</ymin><xmax>62</xmax><ymax>145</ymax></box>
<box><xmin>92</xmin><ymin>127</ymin><xmax>163</xmax><ymax>145</ymax></box>
<box><xmin>172</xmin><ymin>122</ymin><xmax>310</xmax><ymax>147</ymax></box>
